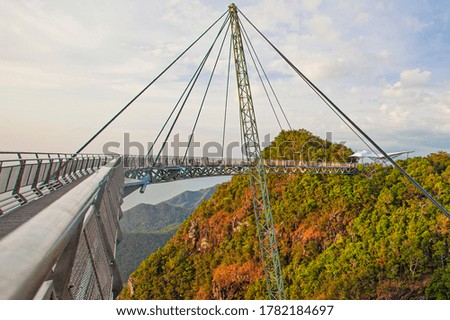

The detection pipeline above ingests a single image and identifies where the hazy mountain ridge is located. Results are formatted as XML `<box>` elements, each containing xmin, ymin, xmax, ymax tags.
<box><xmin>120</xmin><ymin>203</ymin><xmax>191</xmax><ymax>233</ymax></box>
<box><xmin>163</xmin><ymin>187</ymin><xmax>216</xmax><ymax>210</ymax></box>
<box><xmin>116</xmin><ymin>186</ymin><xmax>217</xmax><ymax>282</ymax></box>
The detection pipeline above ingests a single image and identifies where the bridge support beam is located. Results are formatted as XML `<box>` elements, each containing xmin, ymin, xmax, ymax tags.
<box><xmin>229</xmin><ymin>3</ymin><xmax>285</xmax><ymax>300</ymax></box>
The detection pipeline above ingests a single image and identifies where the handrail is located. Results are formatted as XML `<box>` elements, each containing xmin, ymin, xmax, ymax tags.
<box><xmin>123</xmin><ymin>155</ymin><xmax>357</xmax><ymax>169</ymax></box>
<box><xmin>0</xmin><ymin>152</ymin><xmax>120</xmax><ymax>214</ymax></box>
<box><xmin>0</xmin><ymin>153</ymin><xmax>118</xmax><ymax>167</ymax></box>
<box><xmin>0</xmin><ymin>157</ymin><xmax>121</xmax><ymax>299</ymax></box>
<box><xmin>0</xmin><ymin>151</ymin><xmax>119</xmax><ymax>157</ymax></box>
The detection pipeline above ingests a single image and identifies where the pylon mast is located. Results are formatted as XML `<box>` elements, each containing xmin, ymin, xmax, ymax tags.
<box><xmin>228</xmin><ymin>3</ymin><xmax>285</xmax><ymax>300</ymax></box>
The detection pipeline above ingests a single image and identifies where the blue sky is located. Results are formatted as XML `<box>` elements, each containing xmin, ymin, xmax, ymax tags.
<box><xmin>1</xmin><ymin>0</ymin><xmax>450</xmax><ymax>158</ymax></box>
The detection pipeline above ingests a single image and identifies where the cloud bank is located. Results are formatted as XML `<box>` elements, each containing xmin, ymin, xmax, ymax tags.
<box><xmin>0</xmin><ymin>0</ymin><xmax>449</xmax><ymax>156</ymax></box>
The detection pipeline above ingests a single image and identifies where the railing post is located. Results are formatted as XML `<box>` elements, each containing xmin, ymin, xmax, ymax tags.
<box><xmin>31</xmin><ymin>159</ymin><xmax>44</xmax><ymax>196</ymax></box>
<box><xmin>13</xmin><ymin>155</ymin><xmax>27</xmax><ymax>204</ymax></box>
<box><xmin>44</xmin><ymin>158</ymin><xmax>54</xmax><ymax>185</ymax></box>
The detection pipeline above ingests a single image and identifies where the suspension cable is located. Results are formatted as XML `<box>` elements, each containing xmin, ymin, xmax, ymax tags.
<box><xmin>240</xmin><ymin>19</ymin><xmax>292</xmax><ymax>130</ymax></box>
<box><xmin>237</xmin><ymin>10</ymin><xmax>381</xmax><ymax>159</ymax></box>
<box><xmin>241</xmin><ymin>26</ymin><xmax>282</xmax><ymax>131</ymax></box>
<box><xmin>146</xmin><ymin>52</ymin><xmax>210</xmax><ymax>157</ymax></box>
<box><xmin>239</xmin><ymin>13</ymin><xmax>385</xmax><ymax>164</ymax></box>
<box><xmin>238</xmin><ymin>8</ymin><xmax>450</xmax><ymax>219</ymax></box>
<box><xmin>153</xmin><ymin>16</ymin><xmax>230</xmax><ymax>164</ymax></box>
<box><xmin>308</xmin><ymin>81</ymin><xmax>390</xmax><ymax>166</ymax></box>
<box><xmin>74</xmin><ymin>10</ymin><xmax>229</xmax><ymax>156</ymax></box>
<box><xmin>153</xmin><ymin>51</ymin><xmax>210</xmax><ymax>163</ymax></box>
<box><xmin>221</xmin><ymin>36</ymin><xmax>233</xmax><ymax>160</ymax></box>
<box><xmin>182</xmin><ymin>19</ymin><xmax>231</xmax><ymax>162</ymax></box>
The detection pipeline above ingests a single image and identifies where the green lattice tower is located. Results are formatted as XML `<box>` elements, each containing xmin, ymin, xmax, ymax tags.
<box><xmin>229</xmin><ymin>3</ymin><xmax>285</xmax><ymax>300</ymax></box>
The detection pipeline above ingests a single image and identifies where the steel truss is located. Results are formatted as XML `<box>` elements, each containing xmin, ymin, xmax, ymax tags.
<box><xmin>124</xmin><ymin>163</ymin><xmax>357</xmax><ymax>184</ymax></box>
<box><xmin>229</xmin><ymin>3</ymin><xmax>285</xmax><ymax>300</ymax></box>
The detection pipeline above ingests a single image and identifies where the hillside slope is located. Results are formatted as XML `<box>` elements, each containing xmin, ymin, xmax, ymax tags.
<box><xmin>120</xmin><ymin>130</ymin><xmax>450</xmax><ymax>300</ymax></box>
<box><xmin>116</xmin><ymin>186</ymin><xmax>216</xmax><ymax>282</ymax></box>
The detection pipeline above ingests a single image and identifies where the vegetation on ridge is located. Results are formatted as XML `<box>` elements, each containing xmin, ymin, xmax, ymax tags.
<box><xmin>119</xmin><ymin>130</ymin><xmax>450</xmax><ymax>300</ymax></box>
<box><xmin>116</xmin><ymin>187</ymin><xmax>216</xmax><ymax>282</ymax></box>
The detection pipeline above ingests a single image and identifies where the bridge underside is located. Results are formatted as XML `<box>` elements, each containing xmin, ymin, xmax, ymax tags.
<box><xmin>123</xmin><ymin>164</ymin><xmax>358</xmax><ymax>195</ymax></box>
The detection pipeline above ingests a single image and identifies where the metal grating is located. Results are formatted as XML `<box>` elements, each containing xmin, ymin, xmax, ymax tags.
<box><xmin>68</xmin><ymin>219</ymin><xmax>102</xmax><ymax>300</ymax></box>
<box><xmin>85</xmin><ymin>214</ymin><xmax>112</xmax><ymax>299</ymax></box>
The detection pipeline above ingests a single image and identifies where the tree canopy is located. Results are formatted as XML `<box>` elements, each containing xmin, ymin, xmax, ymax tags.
<box><xmin>119</xmin><ymin>130</ymin><xmax>450</xmax><ymax>300</ymax></box>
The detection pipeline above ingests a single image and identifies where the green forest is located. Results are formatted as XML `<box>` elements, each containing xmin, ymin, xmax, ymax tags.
<box><xmin>119</xmin><ymin>130</ymin><xmax>450</xmax><ymax>300</ymax></box>
<box><xmin>117</xmin><ymin>187</ymin><xmax>216</xmax><ymax>282</ymax></box>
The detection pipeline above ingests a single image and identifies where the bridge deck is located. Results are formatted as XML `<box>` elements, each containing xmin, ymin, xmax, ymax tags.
<box><xmin>124</xmin><ymin>162</ymin><xmax>359</xmax><ymax>187</ymax></box>
<box><xmin>0</xmin><ymin>175</ymin><xmax>90</xmax><ymax>240</ymax></box>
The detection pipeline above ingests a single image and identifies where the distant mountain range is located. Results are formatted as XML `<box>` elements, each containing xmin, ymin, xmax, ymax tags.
<box><xmin>116</xmin><ymin>186</ymin><xmax>217</xmax><ymax>283</ymax></box>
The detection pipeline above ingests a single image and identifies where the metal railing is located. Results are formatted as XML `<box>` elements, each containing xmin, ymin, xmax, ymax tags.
<box><xmin>123</xmin><ymin>156</ymin><xmax>358</xmax><ymax>189</ymax></box>
<box><xmin>123</xmin><ymin>155</ymin><xmax>358</xmax><ymax>169</ymax></box>
<box><xmin>124</xmin><ymin>155</ymin><xmax>246</xmax><ymax>168</ymax></box>
<box><xmin>0</xmin><ymin>152</ymin><xmax>118</xmax><ymax>214</ymax></box>
<box><xmin>0</xmin><ymin>157</ymin><xmax>124</xmax><ymax>299</ymax></box>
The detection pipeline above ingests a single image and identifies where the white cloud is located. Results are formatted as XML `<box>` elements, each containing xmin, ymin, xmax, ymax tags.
<box><xmin>399</xmin><ymin>68</ymin><xmax>431</xmax><ymax>87</ymax></box>
<box><xmin>356</xmin><ymin>12</ymin><xmax>371</xmax><ymax>24</ymax></box>
<box><xmin>378</xmin><ymin>49</ymin><xmax>391</xmax><ymax>60</ymax></box>
<box><xmin>0</xmin><ymin>1</ymin><xmax>107</xmax><ymax>59</ymax></box>
<box><xmin>375</xmin><ymin>69</ymin><xmax>450</xmax><ymax>140</ymax></box>
<box><xmin>0</xmin><ymin>0</ymin><xmax>449</xmax><ymax>156</ymax></box>
<box><xmin>240</xmin><ymin>0</ymin><xmax>301</xmax><ymax>31</ymax></box>
<box><xmin>304</xmin><ymin>14</ymin><xmax>339</xmax><ymax>42</ymax></box>
<box><xmin>0</xmin><ymin>62</ymin><xmax>63</xmax><ymax>88</ymax></box>
<box><xmin>300</xmin><ymin>0</ymin><xmax>322</xmax><ymax>12</ymax></box>
<box><xmin>382</xmin><ymin>69</ymin><xmax>432</xmax><ymax>102</ymax></box>
<box><xmin>379</xmin><ymin>103</ymin><xmax>410</xmax><ymax>125</ymax></box>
